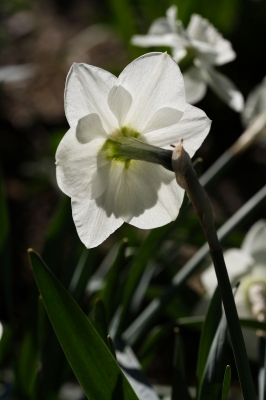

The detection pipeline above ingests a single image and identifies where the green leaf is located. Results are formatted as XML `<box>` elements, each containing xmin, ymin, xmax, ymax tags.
<box><xmin>196</xmin><ymin>287</ymin><xmax>222</xmax><ymax>386</ymax></box>
<box><xmin>41</xmin><ymin>196</ymin><xmax>73</xmax><ymax>275</ymax></box>
<box><xmin>258</xmin><ymin>336</ymin><xmax>266</xmax><ymax>400</ymax></box>
<box><xmin>92</xmin><ymin>298</ymin><xmax>109</xmax><ymax>347</ymax></box>
<box><xmin>0</xmin><ymin>169</ymin><xmax>12</xmax><ymax>320</ymax></box>
<box><xmin>171</xmin><ymin>329</ymin><xmax>191</xmax><ymax>400</ymax></box>
<box><xmin>16</xmin><ymin>329</ymin><xmax>39</xmax><ymax>398</ymax></box>
<box><xmin>29</xmin><ymin>249</ymin><xmax>139</xmax><ymax>400</ymax></box>
<box><xmin>0</xmin><ymin>323</ymin><xmax>12</xmax><ymax>366</ymax></box>
<box><xmin>100</xmin><ymin>239</ymin><xmax>128</xmax><ymax>324</ymax></box>
<box><xmin>221</xmin><ymin>366</ymin><xmax>231</xmax><ymax>400</ymax></box>
<box><xmin>198</xmin><ymin>311</ymin><xmax>228</xmax><ymax>400</ymax></box>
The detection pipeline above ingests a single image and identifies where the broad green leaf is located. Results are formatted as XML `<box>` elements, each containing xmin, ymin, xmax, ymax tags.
<box><xmin>29</xmin><ymin>249</ymin><xmax>139</xmax><ymax>400</ymax></box>
<box><xmin>221</xmin><ymin>366</ymin><xmax>231</xmax><ymax>400</ymax></box>
<box><xmin>171</xmin><ymin>329</ymin><xmax>191</xmax><ymax>400</ymax></box>
<box><xmin>196</xmin><ymin>287</ymin><xmax>222</xmax><ymax>385</ymax></box>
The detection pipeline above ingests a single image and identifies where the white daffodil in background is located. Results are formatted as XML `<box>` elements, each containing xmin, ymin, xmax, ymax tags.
<box><xmin>56</xmin><ymin>52</ymin><xmax>211</xmax><ymax>248</ymax></box>
<box><xmin>131</xmin><ymin>6</ymin><xmax>244</xmax><ymax>112</ymax></box>
<box><xmin>200</xmin><ymin>220</ymin><xmax>266</xmax><ymax>359</ymax></box>
<box><xmin>241</xmin><ymin>76</ymin><xmax>266</xmax><ymax>146</ymax></box>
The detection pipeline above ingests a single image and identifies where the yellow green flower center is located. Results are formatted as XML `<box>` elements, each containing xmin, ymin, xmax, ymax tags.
<box><xmin>101</xmin><ymin>126</ymin><xmax>173</xmax><ymax>171</ymax></box>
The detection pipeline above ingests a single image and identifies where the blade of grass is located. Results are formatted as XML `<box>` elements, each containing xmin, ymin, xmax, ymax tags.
<box><xmin>196</xmin><ymin>287</ymin><xmax>222</xmax><ymax>387</ymax></box>
<box><xmin>171</xmin><ymin>328</ymin><xmax>191</xmax><ymax>400</ymax></box>
<box><xmin>221</xmin><ymin>366</ymin><xmax>231</xmax><ymax>400</ymax></box>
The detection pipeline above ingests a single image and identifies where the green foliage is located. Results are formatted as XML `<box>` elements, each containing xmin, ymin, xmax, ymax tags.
<box><xmin>29</xmin><ymin>249</ymin><xmax>139</xmax><ymax>400</ymax></box>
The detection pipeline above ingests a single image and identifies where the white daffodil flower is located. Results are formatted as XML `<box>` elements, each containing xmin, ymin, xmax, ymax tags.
<box><xmin>240</xmin><ymin>76</ymin><xmax>266</xmax><ymax>147</ymax></box>
<box><xmin>200</xmin><ymin>220</ymin><xmax>266</xmax><ymax>359</ymax></box>
<box><xmin>56</xmin><ymin>52</ymin><xmax>211</xmax><ymax>248</ymax></box>
<box><xmin>131</xmin><ymin>6</ymin><xmax>244</xmax><ymax>112</ymax></box>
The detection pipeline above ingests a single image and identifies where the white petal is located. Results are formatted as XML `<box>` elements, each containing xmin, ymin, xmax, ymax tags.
<box><xmin>107</xmin><ymin>85</ymin><xmax>132</xmax><ymax>127</ymax></box>
<box><xmin>187</xmin><ymin>14</ymin><xmax>236</xmax><ymax>65</ymax></box>
<box><xmin>118</xmin><ymin>52</ymin><xmax>186</xmax><ymax>133</ymax></box>
<box><xmin>72</xmin><ymin>163</ymin><xmax>127</xmax><ymax>248</ymax></box>
<box><xmin>143</xmin><ymin>103</ymin><xmax>211</xmax><ymax>157</ymax></box>
<box><xmin>76</xmin><ymin>113</ymin><xmax>107</xmax><ymax>144</ymax></box>
<box><xmin>241</xmin><ymin>220</ymin><xmax>266</xmax><ymax>266</ymax></box>
<box><xmin>115</xmin><ymin>162</ymin><xmax>182</xmax><ymax>228</ymax></box>
<box><xmin>201</xmin><ymin>249</ymin><xmax>254</xmax><ymax>297</ymax></box>
<box><xmin>71</xmin><ymin>197</ymin><xmax>123</xmax><ymax>249</ymax></box>
<box><xmin>183</xmin><ymin>66</ymin><xmax>207</xmax><ymax>104</ymax></box>
<box><xmin>64</xmin><ymin>63</ymin><xmax>117</xmax><ymax>131</ymax></box>
<box><xmin>131</xmin><ymin>33</ymin><xmax>181</xmax><ymax>48</ymax></box>
<box><xmin>203</xmin><ymin>67</ymin><xmax>244</xmax><ymax>112</ymax></box>
<box><xmin>56</xmin><ymin>127</ymin><xmax>109</xmax><ymax>200</ymax></box>
<box><xmin>242</xmin><ymin>77</ymin><xmax>266</xmax><ymax>126</ymax></box>
<box><xmin>142</xmin><ymin>107</ymin><xmax>183</xmax><ymax>134</ymax></box>
<box><xmin>166</xmin><ymin>5</ymin><xmax>178</xmax><ymax>33</ymax></box>
<box><xmin>129</xmin><ymin>168</ymin><xmax>184</xmax><ymax>229</ymax></box>
<box><xmin>148</xmin><ymin>17</ymin><xmax>173</xmax><ymax>35</ymax></box>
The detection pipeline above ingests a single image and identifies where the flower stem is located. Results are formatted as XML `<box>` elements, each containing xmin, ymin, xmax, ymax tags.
<box><xmin>172</xmin><ymin>141</ymin><xmax>257</xmax><ymax>400</ymax></box>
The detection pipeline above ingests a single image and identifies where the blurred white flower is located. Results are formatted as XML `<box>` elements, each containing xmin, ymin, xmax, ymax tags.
<box><xmin>200</xmin><ymin>220</ymin><xmax>266</xmax><ymax>359</ymax></box>
<box><xmin>56</xmin><ymin>52</ymin><xmax>211</xmax><ymax>248</ymax></box>
<box><xmin>131</xmin><ymin>6</ymin><xmax>244</xmax><ymax>111</ymax></box>
<box><xmin>239</xmin><ymin>76</ymin><xmax>266</xmax><ymax>148</ymax></box>
<box><xmin>242</xmin><ymin>77</ymin><xmax>266</xmax><ymax>127</ymax></box>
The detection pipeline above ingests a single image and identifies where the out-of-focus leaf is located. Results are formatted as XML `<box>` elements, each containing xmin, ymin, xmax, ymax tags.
<box><xmin>116</xmin><ymin>338</ymin><xmax>160</xmax><ymax>400</ymax></box>
<box><xmin>117</xmin><ymin>225</ymin><xmax>172</xmax><ymax>334</ymax></box>
<box><xmin>92</xmin><ymin>298</ymin><xmax>108</xmax><ymax>347</ymax></box>
<box><xmin>138</xmin><ymin>325</ymin><xmax>173</xmax><ymax>372</ymax></box>
<box><xmin>69</xmin><ymin>248</ymin><xmax>98</xmax><ymax>302</ymax></box>
<box><xmin>0</xmin><ymin>323</ymin><xmax>12</xmax><ymax>366</ymax></box>
<box><xmin>196</xmin><ymin>287</ymin><xmax>222</xmax><ymax>387</ymax></box>
<box><xmin>258</xmin><ymin>336</ymin><xmax>266</xmax><ymax>400</ymax></box>
<box><xmin>16</xmin><ymin>329</ymin><xmax>38</xmax><ymax>398</ymax></box>
<box><xmin>0</xmin><ymin>170</ymin><xmax>9</xmax><ymax>251</ymax></box>
<box><xmin>177</xmin><ymin>316</ymin><xmax>266</xmax><ymax>332</ymax></box>
<box><xmin>221</xmin><ymin>365</ymin><xmax>231</xmax><ymax>400</ymax></box>
<box><xmin>107</xmin><ymin>335</ymin><xmax>117</xmax><ymax>361</ymax></box>
<box><xmin>171</xmin><ymin>329</ymin><xmax>191</xmax><ymax>400</ymax></box>
<box><xmin>0</xmin><ymin>170</ymin><xmax>12</xmax><ymax>320</ymax></box>
<box><xmin>100</xmin><ymin>239</ymin><xmax>128</xmax><ymax>324</ymax></box>
<box><xmin>198</xmin><ymin>301</ymin><xmax>228</xmax><ymax>400</ymax></box>
<box><xmin>41</xmin><ymin>196</ymin><xmax>73</xmax><ymax>275</ymax></box>
<box><xmin>29</xmin><ymin>249</ymin><xmax>139</xmax><ymax>400</ymax></box>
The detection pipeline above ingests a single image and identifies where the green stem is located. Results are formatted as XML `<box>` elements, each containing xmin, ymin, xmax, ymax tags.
<box><xmin>171</xmin><ymin>143</ymin><xmax>257</xmax><ymax>399</ymax></box>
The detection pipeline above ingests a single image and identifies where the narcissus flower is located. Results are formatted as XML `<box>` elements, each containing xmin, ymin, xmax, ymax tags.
<box><xmin>56</xmin><ymin>52</ymin><xmax>211</xmax><ymax>248</ymax></box>
<box><xmin>131</xmin><ymin>6</ymin><xmax>243</xmax><ymax>111</ymax></box>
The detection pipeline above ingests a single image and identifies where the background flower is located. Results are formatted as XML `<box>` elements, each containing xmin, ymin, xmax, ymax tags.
<box><xmin>131</xmin><ymin>6</ymin><xmax>244</xmax><ymax>111</ymax></box>
<box><xmin>56</xmin><ymin>52</ymin><xmax>211</xmax><ymax>248</ymax></box>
